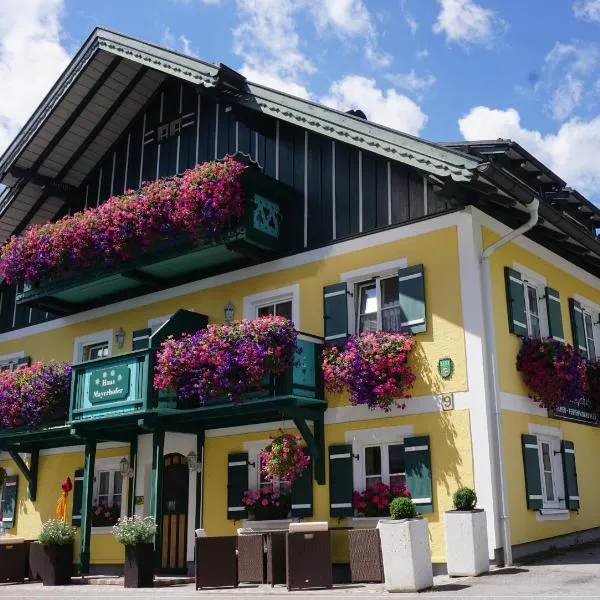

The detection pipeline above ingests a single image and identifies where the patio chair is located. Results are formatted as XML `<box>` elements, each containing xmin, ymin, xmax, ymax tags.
<box><xmin>236</xmin><ymin>530</ymin><xmax>264</xmax><ymax>583</ymax></box>
<box><xmin>195</xmin><ymin>534</ymin><xmax>238</xmax><ymax>589</ymax></box>
<box><xmin>286</xmin><ymin>522</ymin><xmax>333</xmax><ymax>590</ymax></box>
<box><xmin>348</xmin><ymin>528</ymin><xmax>384</xmax><ymax>583</ymax></box>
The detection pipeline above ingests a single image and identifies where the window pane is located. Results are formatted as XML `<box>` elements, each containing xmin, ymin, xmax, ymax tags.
<box><xmin>541</xmin><ymin>443</ymin><xmax>552</xmax><ymax>472</ymax></box>
<box><xmin>544</xmin><ymin>473</ymin><xmax>555</xmax><ymax>501</ymax></box>
<box><xmin>389</xmin><ymin>474</ymin><xmax>406</xmax><ymax>488</ymax></box>
<box><xmin>584</xmin><ymin>313</ymin><xmax>596</xmax><ymax>357</ymax></box>
<box><xmin>381</xmin><ymin>278</ymin><xmax>400</xmax><ymax>309</ymax></box>
<box><xmin>84</xmin><ymin>342</ymin><xmax>109</xmax><ymax>361</ymax></box>
<box><xmin>113</xmin><ymin>472</ymin><xmax>123</xmax><ymax>496</ymax></box>
<box><xmin>358</xmin><ymin>285</ymin><xmax>378</xmax><ymax>333</ymax></box>
<box><xmin>275</xmin><ymin>301</ymin><xmax>293</xmax><ymax>321</ymax></box>
<box><xmin>258</xmin><ymin>305</ymin><xmax>275</xmax><ymax>318</ymax></box>
<box><xmin>364</xmin><ymin>446</ymin><xmax>382</xmax><ymax>477</ymax></box>
<box><xmin>99</xmin><ymin>472</ymin><xmax>110</xmax><ymax>496</ymax></box>
<box><xmin>388</xmin><ymin>444</ymin><xmax>405</xmax><ymax>475</ymax></box>
<box><xmin>529</xmin><ymin>314</ymin><xmax>540</xmax><ymax>338</ymax></box>
<box><xmin>527</xmin><ymin>286</ymin><xmax>539</xmax><ymax>317</ymax></box>
<box><xmin>365</xmin><ymin>475</ymin><xmax>382</xmax><ymax>487</ymax></box>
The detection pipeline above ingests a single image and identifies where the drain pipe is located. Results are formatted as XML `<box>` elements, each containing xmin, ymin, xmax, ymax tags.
<box><xmin>481</xmin><ymin>197</ymin><xmax>539</xmax><ymax>567</ymax></box>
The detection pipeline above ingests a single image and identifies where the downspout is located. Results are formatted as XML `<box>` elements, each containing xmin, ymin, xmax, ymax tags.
<box><xmin>480</xmin><ymin>197</ymin><xmax>539</xmax><ymax>567</ymax></box>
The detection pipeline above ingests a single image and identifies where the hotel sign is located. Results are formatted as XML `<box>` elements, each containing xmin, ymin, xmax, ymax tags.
<box><xmin>549</xmin><ymin>396</ymin><xmax>599</xmax><ymax>426</ymax></box>
<box><xmin>88</xmin><ymin>365</ymin><xmax>130</xmax><ymax>403</ymax></box>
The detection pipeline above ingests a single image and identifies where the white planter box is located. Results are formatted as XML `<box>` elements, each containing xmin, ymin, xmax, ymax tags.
<box><xmin>444</xmin><ymin>509</ymin><xmax>489</xmax><ymax>576</ymax></box>
<box><xmin>377</xmin><ymin>518</ymin><xmax>433</xmax><ymax>592</ymax></box>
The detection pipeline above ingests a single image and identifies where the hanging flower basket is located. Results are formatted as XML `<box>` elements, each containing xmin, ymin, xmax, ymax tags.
<box><xmin>242</xmin><ymin>489</ymin><xmax>291</xmax><ymax>520</ymax></box>
<box><xmin>353</xmin><ymin>482</ymin><xmax>411</xmax><ymax>517</ymax></box>
<box><xmin>586</xmin><ymin>360</ymin><xmax>600</xmax><ymax>416</ymax></box>
<box><xmin>0</xmin><ymin>158</ymin><xmax>247</xmax><ymax>286</ymax></box>
<box><xmin>0</xmin><ymin>362</ymin><xmax>72</xmax><ymax>430</ymax></box>
<box><xmin>260</xmin><ymin>431</ymin><xmax>310</xmax><ymax>484</ymax></box>
<box><xmin>516</xmin><ymin>338</ymin><xmax>587</xmax><ymax>409</ymax></box>
<box><xmin>154</xmin><ymin>315</ymin><xmax>299</xmax><ymax>404</ymax></box>
<box><xmin>322</xmin><ymin>331</ymin><xmax>416</xmax><ymax>411</ymax></box>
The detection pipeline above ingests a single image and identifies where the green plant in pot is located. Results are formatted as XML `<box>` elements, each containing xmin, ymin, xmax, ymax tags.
<box><xmin>113</xmin><ymin>516</ymin><xmax>157</xmax><ymax>588</ymax></box>
<box><xmin>452</xmin><ymin>487</ymin><xmax>477</xmax><ymax>511</ymax></box>
<box><xmin>389</xmin><ymin>496</ymin><xmax>418</xmax><ymax>520</ymax></box>
<box><xmin>38</xmin><ymin>519</ymin><xmax>75</xmax><ymax>586</ymax></box>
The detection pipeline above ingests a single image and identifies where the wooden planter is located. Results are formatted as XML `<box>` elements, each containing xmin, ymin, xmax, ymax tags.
<box><xmin>124</xmin><ymin>543</ymin><xmax>154</xmax><ymax>588</ymax></box>
<box><xmin>41</xmin><ymin>543</ymin><xmax>73</xmax><ymax>586</ymax></box>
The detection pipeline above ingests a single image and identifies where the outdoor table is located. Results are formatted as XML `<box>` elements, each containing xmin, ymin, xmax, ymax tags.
<box><xmin>0</xmin><ymin>535</ymin><xmax>27</xmax><ymax>584</ymax></box>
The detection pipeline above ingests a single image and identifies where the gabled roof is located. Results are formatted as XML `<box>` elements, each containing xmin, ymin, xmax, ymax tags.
<box><xmin>0</xmin><ymin>27</ymin><xmax>480</xmax><ymax>242</ymax></box>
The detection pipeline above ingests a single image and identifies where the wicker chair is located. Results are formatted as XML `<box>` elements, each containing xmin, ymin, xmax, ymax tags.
<box><xmin>286</xmin><ymin>523</ymin><xmax>332</xmax><ymax>591</ymax></box>
<box><xmin>348</xmin><ymin>528</ymin><xmax>384</xmax><ymax>583</ymax></box>
<box><xmin>195</xmin><ymin>536</ymin><xmax>238</xmax><ymax>589</ymax></box>
<box><xmin>236</xmin><ymin>533</ymin><xmax>264</xmax><ymax>584</ymax></box>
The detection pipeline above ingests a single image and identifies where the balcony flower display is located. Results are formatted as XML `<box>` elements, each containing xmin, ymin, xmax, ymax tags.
<box><xmin>586</xmin><ymin>360</ymin><xmax>600</xmax><ymax>416</ymax></box>
<box><xmin>353</xmin><ymin>482</ymin><xmax>411</xmax><ymax>517</ymax></box>
<box><xmin>154</xmin><ymin>315</ymin><xmax>298</xmax><ymax>404</ymax></box>
<box><xmin>322</xmin><ymin>331</ymin><xmax>416</xmax><ymax>411</ymax></box>
<box><xmin>0</xmin><ymin>158</ymin><xmax>247</xmax><ymax>286</ymax></box>
<box><xmin>516</xmin><ymin>337</ymin><xmax>586</xmax><ymax>409</ymax></box>
<box><xmin>242</xmin><ymin>488</ymin><xmax>291</xmax><ymax>521</ymax></box>
<box><xmin>0</xmin><ymin>361</ymin><xmax>72</xmax><ymax>430</ymax></box>
<box><xmin>260</xmin><ymin>431</ymin><xmax>310</xmax><ymax>484</ymax></box>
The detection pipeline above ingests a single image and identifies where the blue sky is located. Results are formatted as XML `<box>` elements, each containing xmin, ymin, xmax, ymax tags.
<box><xmin>2</xmin><ymin>0</ymin><xmax>600</xmax><ymax>198</ymax></box>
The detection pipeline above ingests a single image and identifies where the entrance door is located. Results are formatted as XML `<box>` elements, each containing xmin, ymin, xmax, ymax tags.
<box><xmin>161</xmin><ymin>453</ymin><xmax>189</xmax><ymax>572</ymax></box>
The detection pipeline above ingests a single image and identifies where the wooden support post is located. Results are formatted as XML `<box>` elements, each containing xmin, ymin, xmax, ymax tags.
<box><xmin>79</xmin><ymin>439</ymin><xmax>96</xmax><ymax>574</ymax></box>
<box><xmin>7</xmin><ymin>449</ymin><xmax>39</xmax><ymax>500</ymax></box>
<box><xmin>195</xmin><ymin>431</ymin><xmax>205</xmax><ymax>531</ymax></box>
<box><xmin>313</xmin><ymin>415</ymin><xmax>325</xmax><ymax>485</ymax></box>
<box><xmin>128</xmin><ymin>437</ymin><xmax>138</xmax><ymax>517</ymax></box>
<box><xmin>150</xmin><ymin>429</ymin><xmax>165</xmax><ymax>573</ymax></box>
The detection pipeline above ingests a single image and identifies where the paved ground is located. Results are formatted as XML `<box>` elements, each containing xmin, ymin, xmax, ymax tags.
<box><xmin>3</xmin><ymin>543</ymin><xmax>600</xmax><ymax>599</ymax></box>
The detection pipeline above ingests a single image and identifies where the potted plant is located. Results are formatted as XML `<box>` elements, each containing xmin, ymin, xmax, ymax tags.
<box><xmin>260</xmin><ymin>431</ymin><xmax>309</xmax><ymax>485</ymax></box>
<box><xmin>38</xmin><ymin>519</ymin><xmax>75</xmax><ymax>586</ymax></box>
<box><xmin>377</xmin><ymin>497</ymin><xmax>433</xmax><ymax>592</ymax></box>
<box><xmin>113</xmin><ymin>516</ymin><xmax>157</xmax><ymax>588</ymax></box>
<box><xmin>444</xmin><ymin>487</ymin><xmax>489</xmax><ymax>577</ymax></box>
<box><xmin>353</xmin><ymin>482</ymin><xmax>410</xmax><ymax>518</ymax></box>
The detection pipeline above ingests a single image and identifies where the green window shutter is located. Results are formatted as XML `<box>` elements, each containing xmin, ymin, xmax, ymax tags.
<box><xmin>329</xmin><ymin>444</ymin><xmax>354</xmax><ymax>517</ymax></box>
<box><xmin>504</xmin><ymin>268</ymin><xmax>528</xmax><ymax>336</ymax></box>
<box><xmin>15</xmin><ymin>356</ymin><xmax>31</xmax><ymax>369</ymax></box>
<box><xmin>1</xmin><ymin>475</ymin><xmax>18</xmax><ymax>529</ymax></box>
<box><xmin>569</xmin><ymin>299</ymin><xmax>588</xmax><ymax>358</ymax></box>
<box><xmin>132</xmin><ymin>328</ymin><xmax>151</xmax><ymax>351</ymax></box>
<box><xmin>561</xmin><ymin>440</ymin><xmax>580</xmax><ymax>511</ymax></box>
<box><xmin>404</xmin><ymin>436</ymin><xmax>433</xmax><ymax>513</ymax></box>
<box><xmin>227</xmin><ymin>452</ymin><xmax>248</xmax><ymax>520</ymax></box>
<box><xmin>398</xmin><ymin>265</ymin><xmax>426</xmax><ymax>334</ymax></box>
<box><xmin>521</xmin><ymin>434</ymin><xmax>543</xmax><ymax>510</ymax></box>
<box><xmin>71</xmin><ymin>468</ymin><xmax>84</xmax><ymax>527</ymax></box>
<box><xmin>291</xmin><ymin>448</ymin><xmax>313</xmax><ymax>517</ymax></box>
<box><xmin>545</xmin><ymin>287</ymin><xmax>564</xmax><ymax>342</ymax></box>
<box><xmin>323</xmin><ymin>283</ymin><xmax>349</xmax><ymax>346</ymax></box>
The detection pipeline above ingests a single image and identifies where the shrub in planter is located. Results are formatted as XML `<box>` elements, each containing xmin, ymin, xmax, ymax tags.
<box><xmin>445</xmin><ymin>487</ymin><xmax>488</xmax><ymax>577</ymax></box>
<box><xmin>322</xmin><ymin>331</ymin><xmax>416</xmax><ymax>411</ymax></box>
<box><xmin>377</xmin><ymin>497</ymin><xmax>432</xmax><ymax>592</ymax></box>
<box><xmin>260</xmin><ymin>431</ymin><xmax>309</xmax><ymax>485</ymax></box>
<box><xmin>242</xmin><ymin>489</ymin><xmax>291</xmax><ymax>521</ymax></box>
<box><xmin>353</xmin><ymin>482</ymin><xmax>410</xmax><ymax>517</ymax></box>
<box><xmin>113</xmin><ymin>516</ymin><xmax>157</xmax><ymax>588</ymax></box>
<box><xmin>38</xmin><ymin>519</ymin><xmax>75</xmax><ymax>586</ymax></box>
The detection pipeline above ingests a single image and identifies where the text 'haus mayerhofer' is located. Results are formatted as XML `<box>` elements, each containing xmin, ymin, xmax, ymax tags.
<box><xmin>1</xmin><ymin>27</ymin><xmax>600</xmax><ymax>576</ymax></box>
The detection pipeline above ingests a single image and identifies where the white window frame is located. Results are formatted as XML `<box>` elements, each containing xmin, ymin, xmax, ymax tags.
<box><xmin>91</xmin><ymin>457</ymin><xmax>127</xmax><ymax>534</ymax></box>
<box><xmin>574</xmin><ymin>294</ymin><xmax>600</xmax><ymax>360</ymax></box>
<box><xmin>73</xmin><ymin>330</ymin><xmax>113</xmax><ymax>363</ymax></box>
<box><xmin>341</xmin><ymin>258</ymin><xmax>408</xmax><ymax>335</ymax></box>
<box><xmin>0</xmin><ymin>350</ymin><xmax>25</xmax><ymax>371</ymax></box>
<box><xmin>243</xmin><ymin>285</ymin><xmax>300</xmax><ymax>329</ymax></box>
<box><xmin>512</xmin><ymin>263</ymin><xmax>549</xmax><ymax>338</ymax></box>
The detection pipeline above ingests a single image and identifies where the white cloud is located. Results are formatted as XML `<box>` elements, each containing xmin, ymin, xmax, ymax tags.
<box><xmin>573</xmin><ymin>0</ymin><xmax>600</xmax><ymax>23</ymax></box>
<box><xmin>545</xmin><ymin>41</ymin><xmax>599</xmax><ymax>74</ymax></box>
<box><xmin>458</xmin><ymin>106</ymin><xmax>600</xmax><ymax>197</ymax></box>
<box><xmin>386</xmin><ymin>70</ymin><xmax>437</xmax><ymax>93</ymax></box>
<box><xmin>400</xmin><ymin>0</ymin><xmax>418</xmax><ymax>36</ymax></box>
<box><xmin>321</xmin><ymin>75</ymin><xmax>427</xmax><ymax>135</ymax></box>
<box><xmin>416</xmin><ymin>49</ymin><xmax>430</xmax><ymax>59</ymax></box>
<box><xmin>433</xmin><ymin>0</ymin><xmax>507</xmax><ymax>47</ymax></box>
<box><xmin>312</xmin><ymin>0</ymin><xmax>374</xmax><ymax>38</ymax></box>
<box><xmin>162</xmin><ymin>27</ymin><xmax>197</xmax><ymax>57</ymax></box>
<box><xmin>0</xmin><ymin>0</ymin><xmax>70</xmax><ymax>154</ymax></box>
<box><xmin>364</xmin><ymin>44</ymin><xmax>392</xmax><ymax>69</ymax></box>
<box><xmin>550</xmin><ymin>74</ymin><xmax>584</xmax><ymax>121</ymax></box>
<box><xmin>241</xmin><ymin>66</ymin><xmax>312</xmax><ymax>99</ymax></box>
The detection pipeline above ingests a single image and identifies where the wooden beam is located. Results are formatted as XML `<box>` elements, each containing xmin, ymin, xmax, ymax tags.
<box><xmin>196</xmin><ymin>431</ymin><xmax>205</xmax><ymax>530</ymax></box>
<box><xmin>79</xmin><ymin>439</ymin><xmax>96</xmax><ymax>575</ymax></box>
<box><xmin>150</xmin><ymin>429</ymin><xmax>165</xmax><ymax>573</ymax></box>
<box><xmin>7</xmin><ymin>449</ymin><xmax>39</xmax><ymax>501</ymax></box>
<box><xmin>9</xmin><ymin>167</ymin><xmax>76</xmax><ymax>195</ymax></box>
<box><xmin>128</xmin><ymin>437</ymin><xmax>138</xmax><ymax>517</ymax></box>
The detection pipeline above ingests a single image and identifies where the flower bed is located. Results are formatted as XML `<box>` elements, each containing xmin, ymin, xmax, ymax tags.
<box><xmin>154</xmin><ymin>315</ymin><xmax>298</xmax><ymax>404</ymax></box>
<box><xmin>242</xmin><ymin>489</ymin><xmax>291</xmax><ymax>521</ymax></box>
<box><xmin>322</xmin><ymin>331</ymin><xmax>416</xmax><ymax>411</ymax></box>
<box><xmin>353</xmin><ymin>482</ymin><xmax>410</xmax><ymax>517</ymax></box>
<box><xmin>261</xmin><ymin>431</ymin><xmax>310</xmax><ymax>485</ymax></box>
<box><xmin>0</xmin><ymin>362</ymin><xmax>71</xmax><ymax>430</ymax></box>
<box><xmin>516</xmin><ymin>338</ymin><xmax>586</xmax><ymax>409</ymax></box>
<box><xmin>0</xmin><ymin>158</ymin><xmax>247</xmax><ymax>286</ymax></box>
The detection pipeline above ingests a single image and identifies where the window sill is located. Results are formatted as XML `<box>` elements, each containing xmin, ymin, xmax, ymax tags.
<box><xmin>536</xmin><ymin>509</ymin><xmax>570</xmax><ymax>521</ymax></box>
<box><xmin>239</xmin><ymin>518</ymin><xmax>297</xmax><ymax>532</ymax></box>
<box><xmin>348</xmin><ymin>517</ymin><xmax>380</xmax><ymax>529</ymax></box>
<box><xmin>91</xmin><ymin>526</ymin><xmax>116</xmax><ymax>534</ymax></box>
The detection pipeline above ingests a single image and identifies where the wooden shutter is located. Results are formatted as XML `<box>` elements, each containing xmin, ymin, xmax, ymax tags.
<box><xmin>398</xmin><ymin>265</ymin><xmax>426</xmax><ymax>334</ymax></box>
<box><xmin>561</xmin><ymin>440</ymin><xmax>580</xmax><ymax>511</ymax></box>
<box><xmin>504</xmin><ymin>268</ymin><xmax>527</xmax><ymax>336</ymax></box>
<box><xmin>227</xmin><ymin>453</ymin><xmax>248</xmax><ymax>520</ymax></box>
<box><xmin>1</xmin><ymin>475</ymin><xmax>18</xmax><ymax>529</ymax></box>
<box><xmin>521</xmin><ymin>434</ymin><xmax>543</xmax><ymax>510</ymax></box>
<box><xmin>291</xmin><ymin>448</ymin><xmax>313</xmax><ymax>517</ymax></box>
<box><xmin>404</xmin><ymin>436</ymin><xmax>433</xmax><ymax>513</ymax></box>
<box><xmin>545</xmin><ymin>287</ymin><xmax>564</xmax><ymax>342</ymax></box>
<box><xmin>569</xmin><ymin>299</ymin><xmax>588</xmax><ymax>358</ymax></box>
<box><xmin>71</xmin><ymin>468</ymin><xmax>84</xmax><ymax>527</ymax></box>
<box><xmin>323</xmin><ymin>283</ymin><xmax>348</xmax><ymax>346</ymax></box>
<box><xmin>14</xmin><ymin>356</ymin><xmax>31</xmax><ymax>369</ymax></box>
<box><xmin>329</xmin><ymin>444</ymin><xmax>354</xmax><ymax>517</ymax></box>
<box><xmin>132</xmin><ymin>328</ymin><xmax>151</xmax><ymax>351</ymax></box>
